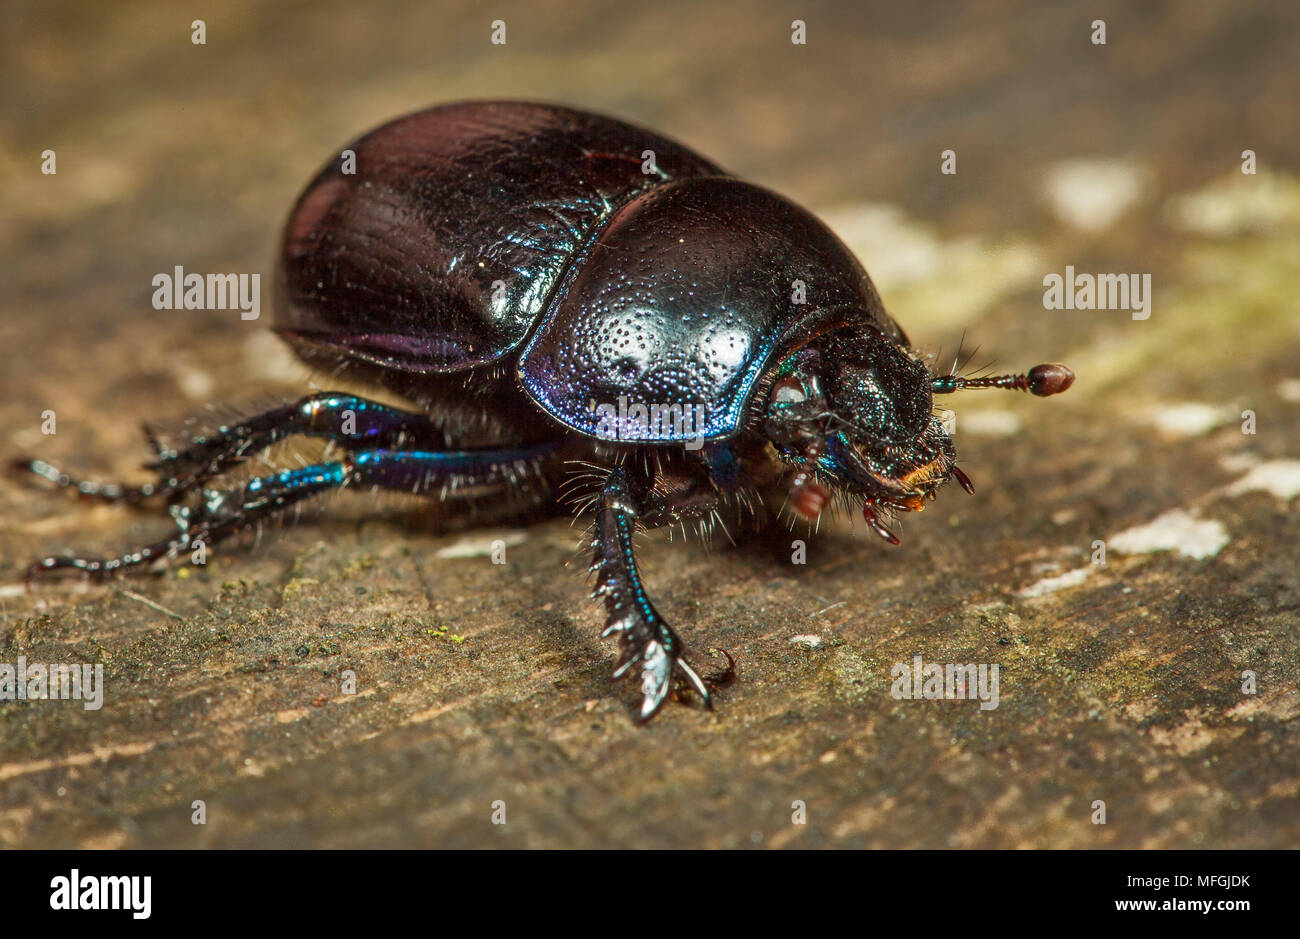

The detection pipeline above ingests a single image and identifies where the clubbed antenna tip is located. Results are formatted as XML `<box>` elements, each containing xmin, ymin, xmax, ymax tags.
<box><xmin>1026</xmin><ymin>363</ymin><xmax>1075</xmax><ymax>396</ymax></box>
<box><xmin>932</xmin><ymin>363</ymin><xmax>1074</xmax><ymax>397</ymax></box>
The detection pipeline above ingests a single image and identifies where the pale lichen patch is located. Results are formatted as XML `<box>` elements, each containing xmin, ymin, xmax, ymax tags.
<box><xmin>434</xmin><ymin>530</ymin><xmax>528</xmax><ymax>558</ymax></box>
<box><xmin>1040</xmin><ymin>158</ymin><xmax>1148</xmax><ymax>232</ymax></box>
<box><xmin>1016</xmin><ymin>566</ymin><xmax>1091</xmax><ymax>598</ymax></box>
<box><xmin>958</xmin><ymin>409</ymin><xmax>1022</xmax><ymax>437</ymax></box>
<box><xmin>1141</xmin><ymin>402</ymin><xmax>1232</xmax><ymax>437</ymax></box>
<box><xmin>1226</xmin><ymin>460</ymin><xmax>1300</xmax><ymax>501</ymax></box>
<box><xmin>1109</xmin><ymin>509</ymin><xmax>1230</xmax><ymax>560</ymax></box>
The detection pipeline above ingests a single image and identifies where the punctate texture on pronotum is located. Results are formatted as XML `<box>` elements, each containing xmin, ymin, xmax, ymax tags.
<box><xmin>16</xmin><ymin>101</ymin><xmax>1073</xmax><ymax>721</ymax></box>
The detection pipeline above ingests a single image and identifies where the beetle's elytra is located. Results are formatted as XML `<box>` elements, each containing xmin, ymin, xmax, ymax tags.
<box><xmin>18</xmin><ymin>101</ymin><xmax>1073</xmax><ymax>721</ymax></box>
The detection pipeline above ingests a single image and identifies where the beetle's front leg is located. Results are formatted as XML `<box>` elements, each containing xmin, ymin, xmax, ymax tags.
<box><xmin>589</xmin><ymin>463</ymin><xmax>716</xmax><ymax>721</ymax></box>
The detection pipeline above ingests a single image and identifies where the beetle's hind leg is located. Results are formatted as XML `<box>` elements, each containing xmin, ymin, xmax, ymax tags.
<box><xmin>12</xmin><ymin>393</ymin><xmax>460</xmax><ymax>508</ymax></box>
<box><xmin>25</xmin><ymin>462</ymin><xmax>348</xmax><ymax>581</ymax></box>
<box><xmin>25</xmin><ymin>444</ymin><xmax>554</xmax><ymax>581</ymax></box>
<box><xmin>145</xmin><ymin>393</ymin><xmax>465</xmax><ymax>492</ymax></box>
<box><xmin>12</xmin><ymin>454</ymin><xmax>170</xmax><ymax>507</ymax></box>
<box><xmin>587</xmin><ymin>463</ymin><xmax>718</xmax><ymax>721</ymax></box>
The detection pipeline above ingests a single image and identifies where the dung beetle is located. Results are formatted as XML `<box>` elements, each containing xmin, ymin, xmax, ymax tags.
<box><xmin>16</xmin><ymin>101</ymin><xmax>1073</xmax><ymax>721</ymax></box>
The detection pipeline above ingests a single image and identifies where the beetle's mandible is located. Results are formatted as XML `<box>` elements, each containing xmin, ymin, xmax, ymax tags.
<box><xmin>16</xmin><ymin>101</ymin><xmax>1073</xmax><ymax>721</ymax></box>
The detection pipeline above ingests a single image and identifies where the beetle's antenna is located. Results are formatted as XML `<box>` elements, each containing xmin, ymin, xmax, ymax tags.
<box><xmin>932</xmin><ymin>363</ymin><xmax>1074</xmax><ymax>397</ymax></box>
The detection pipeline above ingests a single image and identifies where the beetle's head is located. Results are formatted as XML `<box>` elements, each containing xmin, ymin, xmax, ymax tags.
<box><xmin>760</xmin><ymin>325</ymin><xmax>1072</xmax><ymax>544</ymax></box>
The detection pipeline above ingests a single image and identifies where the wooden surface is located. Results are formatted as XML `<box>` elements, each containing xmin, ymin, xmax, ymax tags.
<box><xmin>2</xmin><ymin>0</ymin><xmax>1298</xmax><ymax>848</ymax></box>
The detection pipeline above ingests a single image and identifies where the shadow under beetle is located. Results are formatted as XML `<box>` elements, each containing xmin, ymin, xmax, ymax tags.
<box><xmin>17</xmin><ymin>101</ymin><xmax>1073</xmax><ymax>721</ymax></box>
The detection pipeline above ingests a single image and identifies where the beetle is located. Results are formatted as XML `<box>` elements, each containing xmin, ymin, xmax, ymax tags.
<box><xmin>16</xmin><ymin>101</ymin><xmax>1073</xmax><ymax>720</ymax></box>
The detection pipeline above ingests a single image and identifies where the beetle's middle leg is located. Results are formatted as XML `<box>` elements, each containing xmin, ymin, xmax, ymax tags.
<box><xmin>25</xmin><ymin>444</ymin><xmax>554</xmax><ymax>581</ymax></box>
<box><xmin>12</xmin><ymin>393</ymin><xmax>459</xmax><ymax>506</ymax></box>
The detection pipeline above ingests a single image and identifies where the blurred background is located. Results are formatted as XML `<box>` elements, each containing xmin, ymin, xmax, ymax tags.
<box><xmin>2</xmin><ymin>0</ymin><xmax>1297</xmax><ymax>848</ymax></box>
